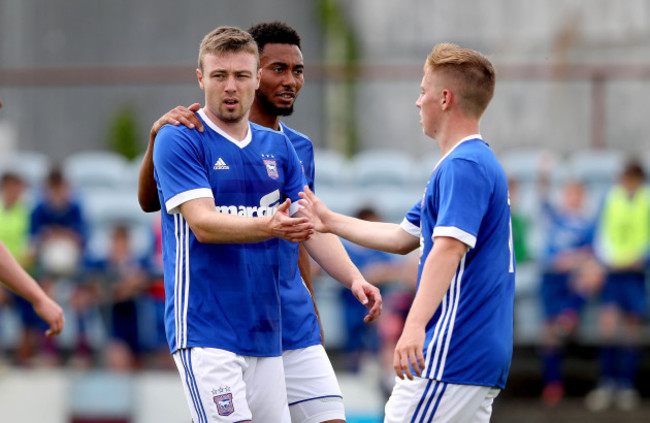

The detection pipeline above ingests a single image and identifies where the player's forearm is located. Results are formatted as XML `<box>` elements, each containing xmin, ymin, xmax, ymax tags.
<box><xmin>326</xmin><ymin>213</ymin><xmax>417</xmax><ymax>254</ymax></box>
<box><xmin>138</xmin><ymin>131</ymin><xmax>162</xmax><ymax>212</ymax></box>
<box><xmin>0</xmin><ymin>243</ymin><xmax>48</xmax><ymax>304</ymax></box>
<box><xmin>189</xmin><ymin>211</ymin><xmax>275</xmax><ymax>244</ymax></box>
<box><xmin>298</xmin><ymin>244</ymin><xmax>325</xmax><ymax>342</ymax></box>
<box><xmin>406</xmin><ymin>239</ymin><xmax>465</xmax><ymax>327</ymax></box>
<box><xmin>304</xmin><ymin>232</ymin><xmax>365</xmax><ymax>290</ymax></box>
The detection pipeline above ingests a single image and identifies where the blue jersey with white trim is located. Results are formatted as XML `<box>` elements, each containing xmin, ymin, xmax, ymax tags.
<box><xmin>153</xmin><ymin>109</ymin><xmax>306</xmax><ymax>357</ymax></box>
<box><xmin>402</xmin><ymin>138</ymin><xmax>515</xmax><ymax>389</ymax></box>
<box><xmin>277</xmin><ymin>122</ymin><xmax>321</xmax><ymax>350</ymax></box>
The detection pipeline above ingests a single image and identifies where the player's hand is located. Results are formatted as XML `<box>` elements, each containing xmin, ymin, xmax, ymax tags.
<box><xmin>298</xmin><ymin>186</ymin><xmax>332</xmax><ymax>233</ymax></box>
<box><xmin>152</xmin><ymin>103</ymin><xmax>204</xmax><ymax>136</ymax></box>
<box><xmin>32</xmin><ymin>295</ymin><xmax>65</xmax><ymax>337</ymax></box>
<box><xmin>349</xmin><ymin>279</ymin><xmax>383</xmax><ymax>322</ymax></box>
<box><xmin>393</xmin><ymin>323</ymin><xmax>425</xmax><ymax>380</ymax></box>
<box><xmin>269</xmin><ymin>199</ymin><xmax>314</xmax><ymax>242</ymax></box>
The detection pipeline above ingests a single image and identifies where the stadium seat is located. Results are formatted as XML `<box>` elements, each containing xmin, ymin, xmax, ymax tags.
<box><xmin>81</xmin><ymin>188</ymin><xmax>154</xmax><ymax>260</ymax></box>
<box><xmin>499</xmin><ymin>148</ymin><xmax>559</xmax><ymax>185</ymax></box>
<box><xmin>351</xmin><ymin>149</ymin><xmax>417</xmax><ymax>187</ymax></box>
<box><xmin>313</xmin><ymin>148</ymin><xmax>351</xmax><ymax>188</ymax></box>
<box><xmin>565</xmin><ymin>149</ymin><xmax>625</xmax><ymax>187</ymax></box>
<box><xmin>63</xmin><ymin>150</ymin><xmax>130</xmax><ymax>193</ymax></box>
<box><xmin>0</xmin><ymin>150</ymin><xmax>51</xmax><ymax>190</ymax></box>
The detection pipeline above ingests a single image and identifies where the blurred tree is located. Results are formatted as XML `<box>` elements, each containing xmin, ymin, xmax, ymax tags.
<box><xmin>108</xmin><ymin>106</ymin><xmax>140</xmax><ymax>160</ymax></box>
<box><xmin>317</xmin><ymin>0</ymin><xmax>360</xmax><ymax>157</ymax></box>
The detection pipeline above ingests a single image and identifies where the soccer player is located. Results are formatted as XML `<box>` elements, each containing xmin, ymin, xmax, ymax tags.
<box><xmin>0</xmin><ymin>97</ymin><xmax>65</xmax><ymax>339</ymax></box>
<box><xmin>299</xmin><ymin>43</ymin><xmax>515</xmax><ymax>422</ymax></box>
<box><xmin>148</xmin><ymin>26</ymin><xmax>380</xmax><ymax>423</ymax></box>
<box><xmin>139</xmin><ymin>21</ymin><xmax>381</xmax><ymax>423</ymax></box>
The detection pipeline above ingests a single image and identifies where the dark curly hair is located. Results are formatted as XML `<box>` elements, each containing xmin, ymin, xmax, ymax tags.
<box><xmin>247</xmin><ymin>21</ymin><xmax>301</xmax><ymax>53</ymax></box>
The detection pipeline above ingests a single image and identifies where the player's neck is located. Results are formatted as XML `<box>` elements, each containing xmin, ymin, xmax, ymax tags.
<box><xmin>436</xmin><ymin>117</ymin><xmax>480</xmax><ymax>155</ymax></box>
<box><xmin>203</xmin><ymin>108</ymin><xmax>250</xmax><ymax>141</ymax></box>
<box><xmin>249</xmin><ymin>104</ymin><xmax>281</xmax><ymax>131</ymax></box>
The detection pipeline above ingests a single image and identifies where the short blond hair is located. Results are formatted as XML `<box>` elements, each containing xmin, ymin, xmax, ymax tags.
<box><xmin>424</xmin><ymin>43</ymin><xmax>496</xmax><ymax>119</ymax></box>
<box><xmin>198</xmin><ymin>26</ymin><xmax>259</xmax><ymax>71</ymax></box>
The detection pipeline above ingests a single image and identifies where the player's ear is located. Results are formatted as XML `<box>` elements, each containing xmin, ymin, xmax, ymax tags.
<box><xmin>441</xmin><ymin>88</ymin><xmax>452</xmax><ymax>110</ymax></box>
<box><xmin>196</xmin><ymin>68</ymin><xmax>205</xmax><ymax>90</ymax></box>
<box><xmin>255</xmin><ymin>68</ymin><xmax>262</xmax><ymax>90</ymax></box>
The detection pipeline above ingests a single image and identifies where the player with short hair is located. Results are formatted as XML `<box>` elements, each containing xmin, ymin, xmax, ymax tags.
<box><xmin>149</xmin><ymin>26</ymin><xmax>380</xmax><ymax>423</ymax></box>
<box><xmin>139</xmin><ymin>21</ymin><xmax>382</xmax><ymax>423</ymax></box>
<box><xmin>300</xmin><ymin>43</ymin><xmax>515</xmax><ymax>422</ymax></box>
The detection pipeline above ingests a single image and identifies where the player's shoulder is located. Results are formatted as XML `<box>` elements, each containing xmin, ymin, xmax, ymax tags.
<box><xmin>250</xmin><ymin>121</ymin><xmax>282</xmax><ymax>136</ymax></box>
<box><xmin>280</xmin><ymin>122</ymin><xmax>313</xmax><ymax>144</ymax></box>
<box><xmin>156</xmin><ymin>122</ymin><xmax>204</xmax><ymax>146</ymax></box>
<box><xmin>447</xmin><ymin>139</ymin><xmax>500</xmax><ymax>169</ymax></box>
<box><xmin>250</xmin><ymin>121</ymin><xmax>293</xmax><ymax>149</ymax></box>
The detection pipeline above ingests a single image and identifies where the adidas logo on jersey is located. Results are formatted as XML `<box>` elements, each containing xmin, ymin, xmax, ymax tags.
<box><xmin>213</xmin><ymin>158</ymin><xmax>230</xmax><ymax>170</ymax></box>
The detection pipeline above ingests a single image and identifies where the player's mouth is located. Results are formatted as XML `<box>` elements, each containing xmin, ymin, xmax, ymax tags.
<box><xmin>224</xmin><ymin>98</ymin><xmax>239</xmax><ymax>110</ymax></box>
<box><xmin>276</xmin><ymin>91</ymin><xmax>295</xmax><ymax>104</ymax></box>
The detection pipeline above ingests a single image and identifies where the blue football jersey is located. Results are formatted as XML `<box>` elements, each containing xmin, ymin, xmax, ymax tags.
<box><xmin>153</xmin><ymin>109</ymin><xmax>305</xmax><ymax>357</ymax></box>
<box><xmin>400</xmin><ymin>136</ymin><xmax>515</xmax><ymax>389</ymax></box>
<box><xmin>277</xmin><ymin>122</ymin><xmax>321</xmax><ymax>350</ymax></box>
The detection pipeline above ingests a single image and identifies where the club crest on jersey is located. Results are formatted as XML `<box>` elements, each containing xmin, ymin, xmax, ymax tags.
<box><xmin>264</xmin><ymin>159</ymin><xmax>279</xmax><ymax>179</ymax></box>
<box><xmin>213</xmin><ymin>393</ymin><xmax>234</xmax><ymax>416</ymax></box>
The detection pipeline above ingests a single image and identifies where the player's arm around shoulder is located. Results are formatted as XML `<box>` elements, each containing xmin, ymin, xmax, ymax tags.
<box><xmin>138</xmin><ymin>104</ymin><xmax>204</xmax><ymax>213</ymax></box>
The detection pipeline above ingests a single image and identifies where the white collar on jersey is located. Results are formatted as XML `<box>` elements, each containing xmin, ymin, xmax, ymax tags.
<box><xmin>198</xmin><ymin>108</ymin><xmax>253</xmax><ymax>148</ymax></box>
<box><xmin>432</xmin><ymin>133</ymin><xmax>482</xmax><ymax>173</ymax></box>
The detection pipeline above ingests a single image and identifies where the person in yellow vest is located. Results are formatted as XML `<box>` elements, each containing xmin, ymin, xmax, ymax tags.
<box><xmin>586</xmin><ymin>159</ymin><xmax>650</xmax><ymax>412</ymax></box>
<box><xmin>0</xmin><ymin>172</ymin><xmax>31</xmax><ymax>266</ymax></box>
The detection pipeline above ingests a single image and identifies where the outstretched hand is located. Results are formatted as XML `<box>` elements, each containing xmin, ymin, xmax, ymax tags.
<box><xmin>269</xmin><ymin>199</ymin><xmax>314</xmax><ymax>243</ymax></box>
<box><xmin>152</xmin><ymin>103</ymin><xmax>204</xmax><ymax>136</ymax></box>
<box><xmin>32</xmin><ymin>296</ymin><xmax>65</xmax><ymax>337</ymax></box>
<box><xmin>298</xmin><ymin>186</ymin><xmax>332</xmax><ymax>233</ymax></box>
<box><xmin>349</xmin><ymin>279</ymin><xmax>383</xmax><ymax>323</ymax></box>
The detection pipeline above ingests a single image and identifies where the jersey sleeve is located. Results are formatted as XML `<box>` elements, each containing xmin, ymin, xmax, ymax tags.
<box><xmin>304</xmin><ymin>143</ymin><xmax>315</xmax><ymax>192</ymax></box>
<box><xmin>433</xmin><ymin>158</ymin><xmax>491</xmax><ymax>248</ymax></box>
<box><xmin>400</xmin><ymin>199</ymin><xmax>422</xmax><ymax>237</ymax></box>
<box><xmin>153</xmin><ymin>125</ymin><xmax>213</xmax><ymax>214</ymax></box>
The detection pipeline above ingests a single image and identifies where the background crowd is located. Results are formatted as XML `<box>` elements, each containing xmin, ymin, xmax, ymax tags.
<box><xmin>0</xmin><ymin>146</ymin><xmax>648</xmax><ymax>413</ymax></box>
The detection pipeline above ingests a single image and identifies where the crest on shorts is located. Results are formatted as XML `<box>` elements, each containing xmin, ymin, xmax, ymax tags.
<box><xmin>264</xmin><ymin>159</ymin><xmax>279</xmax><ymax>179</ymax></box>
<box><xmin>213</xmin><ymin>393</ymin><xmax>234</xmax><ymax>416</ymax></box>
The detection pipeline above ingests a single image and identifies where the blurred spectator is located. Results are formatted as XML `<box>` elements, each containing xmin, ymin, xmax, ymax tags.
<box><xmin>508</xmin><ymin>177</ymin><xmax>532</xmax><ymax>264</ymax></box>
<box><xmin>16</xmin><ymin>166</ymin><xmax>87</xmax><ymax>366</ymax></box>
<box><xmin>139</xmin><ymin>213</ymin><xmax>173</xmax><ymax>369</ymax></box>
<box><xmin>84</xmin><ymin>224</ymin><xmax>150</xmax><ymax>371</ymax></box>
<box><xmin>29</xmin><ymin>166</ymin><xmax>86</xmax><ymax>278</ymax></box>
<box><xmin>586</xmin><ymin>159</ymin><xmax>650</xmax><ymax>412</ymax></box>
<box><xmin>0</xmin><ymin>172</ymin><xmax>31</xmax><ymax>265</ymax></box>
<box><xmin>0</xmin><ymin>172</ymin><xmax>32</xmax><ymax>351</ymax></box>
<box><xmin>536</xmin><ymin>177</ymin><xmax>603</xmax><ymax>406</ymax></box>
<box><xmin>340</xmin><ymin>207</ymin><xmax>403</xmax><ymax>373</ymax></box>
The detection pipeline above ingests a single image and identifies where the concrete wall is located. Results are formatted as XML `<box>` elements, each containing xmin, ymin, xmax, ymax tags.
<box><xmin>0</xmin><ymin>0</ymin><xmax>325</xmax><ymax>161</ymax></box>
<box><xmin>1</xmin><ymin>1</ymin><xmax>649</xmax><ymax>162</ymax></box>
